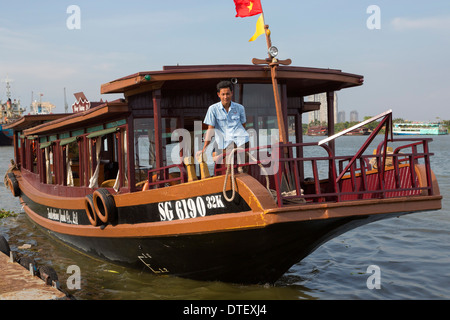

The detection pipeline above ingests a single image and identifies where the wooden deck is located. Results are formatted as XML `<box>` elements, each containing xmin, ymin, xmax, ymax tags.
<box><xmin>0</xmin><ymin>253</ymin><xmax>67</xmax><ymax>300</ymax></box>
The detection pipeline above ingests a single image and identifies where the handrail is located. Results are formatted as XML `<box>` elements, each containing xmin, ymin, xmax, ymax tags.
<box><xmin>335</xmin><ymin>110</ymin><xmax>393</xmax><ymax>184</ymax></box>
<box><xmin>142</xmin><ymin>132</ymin><xmax>434</xmax><ymax>206</ymax></box>
<box><xmin>146</xmin><ymin>163</ymin><xmax>186</xmax><ymax>189</ymax></box>
<box><xmin>319</xmin><ymin>109</ymin><xmax>392</xmax><ymax>146</ymax></box>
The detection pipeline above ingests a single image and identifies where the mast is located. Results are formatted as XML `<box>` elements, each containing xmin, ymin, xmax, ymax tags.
<box><xmin>2</xmin><ymin>74</ymin><xmax>13</xmax><ymax>100</ymax></box>
<box><xmin>250</xmin><ymin>7</ymin><xmax>294</xmax><ymax>192</ymax></box>
<box><xmin>251</xmin><ymin>13</ymin><xmax>291</xmax><ymax>144</ymax></box>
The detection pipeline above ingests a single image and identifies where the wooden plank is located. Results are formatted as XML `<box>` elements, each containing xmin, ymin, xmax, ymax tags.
<box><xmin>0</xmin><ymin>254</ymin><xmax>67</xmax><ymax>300</ymax></box>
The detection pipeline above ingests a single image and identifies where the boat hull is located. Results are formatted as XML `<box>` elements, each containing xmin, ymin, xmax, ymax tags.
<box><xmin>10</xmin><ymin>168</ymin><xmax>442</xmax><ymax>284</ymax></box>
<box><xmin>0</xmin><ymin>127</ymin><xmax>13</xmax><ymax>146</ymax></box>
<box><xmin>27</xmin><ymin>204</ymin><xmax>401</xmax><ymax>284</ymax></box>
<box><xmin>394</xmin><ymin>132</ymin><xmax>448</xmax><ymax>135</ymax></box>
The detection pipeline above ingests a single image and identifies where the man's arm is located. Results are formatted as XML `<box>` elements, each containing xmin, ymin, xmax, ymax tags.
<box><xmin>202</xmin><ymin>125</ymin><xmax>215</xmax><ymax>153</ymax></box>
<box><xmin>196</xmin><ymin>125</ymin><xmax>215</xmax><ymax>158</ymax></box>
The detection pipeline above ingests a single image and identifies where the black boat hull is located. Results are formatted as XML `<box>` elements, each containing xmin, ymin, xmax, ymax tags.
<box><xmin>38</xmin><ymin>212</ymin><xmax>399</xmax><ymax>284</ymax></box>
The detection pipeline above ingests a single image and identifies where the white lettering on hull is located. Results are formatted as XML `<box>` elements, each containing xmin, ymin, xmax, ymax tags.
<box><xmin>46</xmin><ymin>208</ymin><xmax>79</xmax><ymax>225</ymax></box>
<box><xmin>158</xmin><ymin>195</ymin><xmax>225</xmax><ymax>222</ymax></box>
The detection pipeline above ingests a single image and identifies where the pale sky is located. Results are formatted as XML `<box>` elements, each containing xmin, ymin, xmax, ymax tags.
<box><xmin>1</xmin><ymin>0</ymin><xmax>449</xmax><ymax>122</ymax></box>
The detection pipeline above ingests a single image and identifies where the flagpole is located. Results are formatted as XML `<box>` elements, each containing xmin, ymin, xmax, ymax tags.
<box><xmin>259</xmin><ymin>5</ymin><xmax>272</xmax><ymax>57</ymax></box>
<box><xmin>258</xmin><ymin>4</ymin><xmax>288</xmax><ymax>144</ymax></box>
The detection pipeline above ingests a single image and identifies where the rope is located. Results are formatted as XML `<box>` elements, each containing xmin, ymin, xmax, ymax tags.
<box><xmin>222</xmin><ymin>148</ymin><xmax>271</xmax><ymax>202</ymax></box>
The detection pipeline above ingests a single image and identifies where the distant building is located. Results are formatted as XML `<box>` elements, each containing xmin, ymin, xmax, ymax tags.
<box><xmin>350</xmin><ymin>110</ymin><xmax>359</xmax><ymax>122</ymax></box>
<box><xmin>337</xmin><ymin>111</ymin><xmax>345</xmax><ymax>123</ymax></box>
<box><xmin>307</xmin><ymin>92</ymin><xmax>338</xmax><ymax>124</ymax></box>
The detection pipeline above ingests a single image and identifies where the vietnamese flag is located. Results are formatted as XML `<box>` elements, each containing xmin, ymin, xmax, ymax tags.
<box><xmin>234</xmin><ymin>0</ymin><xmax>263</xmax><ymax>18</ymax></box>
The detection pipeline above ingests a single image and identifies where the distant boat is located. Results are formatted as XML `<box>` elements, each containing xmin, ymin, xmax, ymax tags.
<box><xmin>393</xmin><ymin>123</ymin><xmax>448</xmax><ymax>135</ymax></box>
<box><xmin>307</xmin><ymin>125</ymin><xmax>327</xmax><ymax>136</ymax></box>
<box><xmin>345</xmin><ymin>126</ymin><xmax>370</xmax><ymax>136</ymax></box>
<box><xmin>0</xmin><ymin>124</ymin><xmax>13</xmax><ymax>146</ymax></box>
<box><xmin>0</xmin><ymin>75</ymin><xmax>27</xmax><ymax>146</ymax></box>
<box><xmin>0</xmin><ymin>98</ymin><xmax>25</xmax><ymax>146</ymax></box>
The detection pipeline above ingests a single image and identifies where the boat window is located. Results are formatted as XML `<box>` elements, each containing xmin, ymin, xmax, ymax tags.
<box><xmin>242</xmin><ymin>84</ymin><xmax>280</xmax><ymax>147</ymax></box>
<box><xmin>134</xmin><ymin>118</ymin><xmax>155</xmax><ymax>183</ymax></box>
<box><xmin>134</xmin><ymin>117</ymin><xmax>179</xmax><ymax>185</ymax></box>
<box><xmin>64</xmin><ymin>141</ymin><xmax>80</xmax><ymax>187</ymax></box>
<box><xmin>243</xmin><ymin>84</ymin><xmax>277</xmax><ymax>127</ymax></box>
<box><xmin>243</xmin><ymin>83</ymin><xmax>278</xmax><ymax>132</ymax></box>
<box><xmin>87</xmin><ymin>132</ymin><xmax>121</xmax><ymax>189</ymax></box>
<box><xmin>162</xmin><ymin>117</ymin><xmax>179</xmax><ymax>165</ymax></box>
<box><xmin>30</xmin><ymin>138</ymin><xmax>38</xmax><ymax>174</ymax></box>
<box><xmin>42</xmin><ymin>144</ymin><xmax>55</xmax><ymax>184</ymax></box>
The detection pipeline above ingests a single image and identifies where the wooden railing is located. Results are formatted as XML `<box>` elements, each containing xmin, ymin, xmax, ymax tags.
<box><xmin>144</xmin><ymin>111</ymin><xmax>435</xmax><ymax>208</ymax></box>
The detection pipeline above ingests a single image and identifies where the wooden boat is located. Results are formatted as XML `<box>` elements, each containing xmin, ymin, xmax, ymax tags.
<box><xmin>4</xmin><ymin>48</ymin><xmax>442</xmax><ymax>284</ymax></box>
<box><xmin>307</xmin><ymin>125</ymin><xmax>328</xmax><ymax>136</ymax></box>
<box><xmin>345</xmin><ymin>126</ymin><xmax>370</xmax><ymax>136</ymax></box>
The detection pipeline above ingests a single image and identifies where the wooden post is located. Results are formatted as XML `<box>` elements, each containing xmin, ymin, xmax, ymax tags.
<box><xmin>270</xmin><ymin>65</ymin><xmax>288</xmax><ymax>144</ymax></box>
<box><xmin>127</xmin><ymin>114</ymin><xmax>136</xmax><ymax>192</ymax></box>
<box><xmin>116</xmin><ymin>131</ymin><xmax>124</xmax><ymax>190</ymax></box>
<box><xmin>85</xmin><ymin>137</ymin><xmax>91</xmax><ymax>187</ymax></box>
<box><xmin>295</xmin><ymin>109</ymin><xmax>304</xmax><ymax>182</ymax></box>
<box><xmin>62</xmin><ymin>145</ymin><xmax>67</xmax><ymax>186</ymax></box>
<box><xmin>327</xmin><ymin>91</ymin><xmax>335</xmax><ymax>154</ymax></box>
<box><xmin>13</xmin><ymin>132</ymin><xmax>19</xmax><ymax>165</ymax></box>
<box><xmin>152</xmin><ymin>90</ymin><xmax>163</xmax><ymax>170</ymax></box>
<box><xmin>78</xmin><ymin>138</ymin><xmax>84</xmax><ymax>187</ymax></box>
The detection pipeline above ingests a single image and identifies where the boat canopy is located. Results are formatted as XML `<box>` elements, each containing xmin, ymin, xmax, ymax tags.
<box><xmin>101</xmin><ymin>64</ymin><xmax>363</xmax><ymax>97</ymax></box>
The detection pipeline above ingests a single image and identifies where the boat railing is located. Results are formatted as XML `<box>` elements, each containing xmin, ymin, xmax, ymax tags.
<box><xmin>146</xmin><ymin>163</ymin><xmax>186</xmax><ymax>189</ymax></box>
<box><xmin>143</xmin><ymin>109</ymin><xmax>435</xmax><ymax>207</ymax></box>
<box><xmin>142</xmin><ymin>135</ymin><xmax>434</xmax><ymax>207</ymax></box>
<box><xmin>270</xmin><ymin>136</ymin><xmax>434</xmax><ymax>206</ymax></box>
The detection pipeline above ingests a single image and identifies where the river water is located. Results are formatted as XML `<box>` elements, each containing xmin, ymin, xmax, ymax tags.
<box><xmin>0</xmin><ymin>135</ymin><xmax>449</xmax><ymax>300</ymax></box>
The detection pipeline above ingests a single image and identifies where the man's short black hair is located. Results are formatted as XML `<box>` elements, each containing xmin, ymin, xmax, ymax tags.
<box><xmin>217</xmin><ymin>80</ymin><xmax>233</xmax><ymax>92</ymax></box>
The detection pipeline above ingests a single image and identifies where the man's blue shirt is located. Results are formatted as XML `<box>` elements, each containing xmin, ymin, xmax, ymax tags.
<box><xmin>203</xmin><ymin>101</ymin><xmax>249</xmax><ymax>150</ymax></box>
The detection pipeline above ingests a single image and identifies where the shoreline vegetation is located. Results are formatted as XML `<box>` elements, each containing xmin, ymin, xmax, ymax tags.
<box><xmin>0</xmin><ymin>209</ymin><xmax>19</xmax><ymax>219</ymax></box>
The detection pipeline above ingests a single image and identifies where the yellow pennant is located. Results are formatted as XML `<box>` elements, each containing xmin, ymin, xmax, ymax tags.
<box><xmin>249</xmin><ymin>14</ymin><xmax>265</xmax><ymax>42</ymax></box>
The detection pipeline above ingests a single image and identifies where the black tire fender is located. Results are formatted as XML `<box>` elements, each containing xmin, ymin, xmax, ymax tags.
<box><xmin>84</xmin><ymin>194</ymin><xmax>99</xmax><ymax>226</ymax></box>
<box><xmin>38</xmin><ymin>265</ymin><xmax>59</xmax><ymax>285</ymax></box>
<box><xmin>18</xmin><ymin>256</ymin><xmax>38</xmax><ymax>275</ymax></box>
<box><xmin>6</xmin><ymin>172</ymin><xmax>20</xmax><ymax>197</ymax></box>
<box><xmin>93</xmin><ymin>188</ymin><xmax>117</xmax><ymax>224</ymax></box>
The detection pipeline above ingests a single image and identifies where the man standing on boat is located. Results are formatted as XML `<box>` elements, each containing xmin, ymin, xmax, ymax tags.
<box><xmin>197</xmin><ymin>81</ymin><xmax>249</xmax><ymax>167</ymax></box>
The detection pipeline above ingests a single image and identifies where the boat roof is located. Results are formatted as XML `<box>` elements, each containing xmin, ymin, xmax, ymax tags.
<box><xmin>21</xmin><ymin>99</ymin><xmax>128</xmax><ymax>136</ymax></box>
<box><xmin>101</xmin><ymin>64</ymin><xmax>364</xmax><ymax>96</ymax></box>
<box><xmin>3</xmin><ymin>114</ymin><xmax>69</xmax><ymax>131</ymax></box>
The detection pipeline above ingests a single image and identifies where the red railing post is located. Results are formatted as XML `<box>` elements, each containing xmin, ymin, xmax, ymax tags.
<box><xmin>423</xmin><ymin>140</ymin><xmax>433</xmax><ymax>195</ymax></box>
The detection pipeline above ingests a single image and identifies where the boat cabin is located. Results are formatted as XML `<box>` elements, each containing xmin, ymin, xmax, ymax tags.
<box><xmin>6</xmin><ymin>64</ymin><xmax>437</xmax><ymax>207</ymax></box>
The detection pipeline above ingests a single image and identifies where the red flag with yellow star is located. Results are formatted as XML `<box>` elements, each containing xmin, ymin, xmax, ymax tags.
<box><xmin>234</xmin><ymin>0</ymin><xmax>263</xmax><ymax>18</ymax></box>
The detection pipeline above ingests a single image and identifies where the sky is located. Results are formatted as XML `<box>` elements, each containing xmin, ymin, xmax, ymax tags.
<box><xmin>0</xmin><ymin>0</ymin><xmax>449</xmax><ymax>122</ymax></box>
